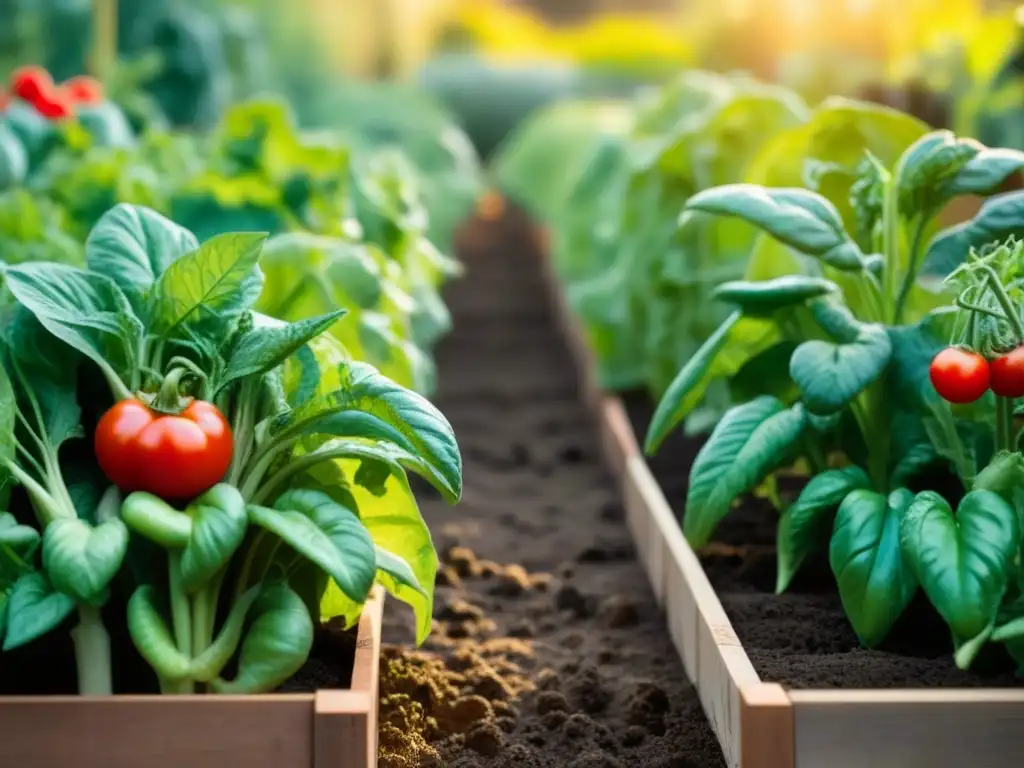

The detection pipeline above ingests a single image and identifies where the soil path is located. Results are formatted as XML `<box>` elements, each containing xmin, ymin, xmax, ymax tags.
<box><xmin>377</xmin><ymin>212</ymin><xmax>725</xmax><ymax>768</ymax></box>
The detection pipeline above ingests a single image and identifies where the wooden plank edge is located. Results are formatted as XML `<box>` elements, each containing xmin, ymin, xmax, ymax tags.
<box><xmin>788</xmin><ymin>689</ymin><xmax>1024</xmax><ymax>704</ymax></box>
<box><xmin>740</xmin><ymin>683</ymin><xmax>793</xmax><ymax>768</ymax></box>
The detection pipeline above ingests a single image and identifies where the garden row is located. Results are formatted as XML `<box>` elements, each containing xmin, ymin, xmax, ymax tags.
<box><xmin>496</xmin><ymin>69</ymin><xmax>1024</xmax><ymax>767</ymax></box>
<box><xmin>0</xmin><ymin>65</ymin><xmax>482</xmax><ymax>768</ymax></box>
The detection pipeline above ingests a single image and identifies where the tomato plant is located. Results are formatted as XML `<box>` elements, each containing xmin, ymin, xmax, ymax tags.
<box><xmin>10</xmin><ymin>65</ymin><xmax>53</xmax><ymax>105</ymax></box>
<box><xmin>989</xmin><ymin>346</ymin><xmax>1024</xmax><ymax>398</ymax></box>
<box><xmin>61</xmin><ymin>75</ymin><xmax>103</xmax><ymax>105</ymax></box>
<box><xmin>929</xmin><ymin>347</ymin><xmax>990</xmax><ymax>403</ymax></box>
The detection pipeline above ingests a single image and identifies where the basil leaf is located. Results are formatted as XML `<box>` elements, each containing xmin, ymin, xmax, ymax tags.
<box><xmin>211</xmin><ymin>582</ymin><xmax>313</xmax><ymax>694</ymax></box>
<box><xmin>148</xmin><ymin>232</ymin><xmax>267</xmax><ymax>335</ymax></box>
<box><xmin>42</xmin><ymin>518</ymin><xmax>128</xmax><ymax>606</ymax></box>
<box><xmin>777</xmin><ymin>466</ymin><xmax>871</xmax><ymax>593</ymax></box>
<box><xmin>685</xmin><ymin>397</ymin><xmax>807</xmax><ymax>546</ymax></box>
<box><xmin>712</xmin><ymin>276</ymin><xmax>839</xmax><ymax>316</ymax></box>
<box><xmin>2</xmin><ymin>571</ymin><xmax>76</xmax><ymax>651</ymax></box>
<box><xmin>179</xmin><ymin>485</ymin><xmax>249</xmax><ymax>593</ymax></box>
<box><xmin>249</xmin><ymin>489</ymin><xmax>375</xmax><ymax>602</ymax></box>
<box><xmin>924</xmin><ymin>190</ymin><xmax>1024</xmax><ymax>277</ymax></box>
<box><xmin>830</xmin><ymin>488</ymin><xmax>918</xmax><ymax>647</ymax></box>
<box><xmin>127</xmin><ymin>585</ymin><xmax>193</xmax><ymax>681</ymax></box>
<box><xmin>682</xmin><ymin>184</ymin><xmax>863</xmax><ymax>270</ymax></box>
<box><xmin>789</xmin><ymin>323</ymin><xmax>892</xmax><ymax>414</ymax></box>
<box><xmin>220</xmin><ymin>309</ymin><xmax>346</xmax><ymax>392</ymax></box>
<box><xmin>85</xmin><ymin>204</ymin><xmax>199</xmax><ymax>296</ymax></box>
<box><xmin>900</xmin><ymin>489</ymin><xmax>1020</xmax><ymax>642</ymax></box>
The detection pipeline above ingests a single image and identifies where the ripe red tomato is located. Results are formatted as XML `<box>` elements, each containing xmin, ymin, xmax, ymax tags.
<box><xmin>10</xmin><ymin>65</ymin><xmax>53</xmax><ymax>104</ymax></box>
<box><xmin>61</xmin><ymin>75</ymin><xmax>103</xmax><ymax>104</ymax></box>
<box><xmin>33</xmin><ymin>90</ymin><xmax>73</xmax><ymax>120</ymax></box>
<box><xmin>929</xmin><ymin>347</ymin><xmax>990</xmax><ymax>404</ymax></box>
<box><xmin>989</xmin><ymin>346</ymin><xmax>1024</xmax><ymax>398</ymax></box>
<box><xmin>95</xmin><ymin>399</ymin><xmax>234</xmax><ymax>500</ymax></box>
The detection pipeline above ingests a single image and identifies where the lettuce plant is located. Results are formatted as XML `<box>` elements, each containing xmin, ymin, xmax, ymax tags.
<box><xmin>646</xmin><ymin>130</ymin><xmax>1024</xmax><ymax>648</ymax></box>
<box><xmin>0</xmin><ymin>203</ymin><xmax>459</xmax><ymax>694</ymax></box>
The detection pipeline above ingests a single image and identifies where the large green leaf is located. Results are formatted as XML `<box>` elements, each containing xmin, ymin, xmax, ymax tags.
<box><xmin>829</xmin><ymin>488</ymin><xmax>918</xmax><ymax>647</ymax></box>
<box><xmin>777</xmin><ymin>466</ymin><xmax>870</xmax><ymax>593</ymax></box>
<box><xmin>2</xmin><ymin>571</ymin><xmax>76</xmax><ymax>651</ymax></box>
<box><xmin>211</xmin><ymin>582</ymin><xmax>313</xmax><ymax>694</ymax></box>
<box><xmin>712</xmin><ymin>276</ymin><xmax>838</xmax><ymax>316</ymax></box>
<box><xmin>0</xmin><ymin>512</ymin><xmax>40</xmax><ymax>565</ymax></box>
<box><xmin>276</xmin><ymin>362</ymin><xmax>461</xmax><ymax>502</ymax></box>
<box><xmin>85</xmin><ymin>204</ymin><xmax>199</xmax><ymax>296</ymax></box>
<box><xmin>924</xmin><ymin>191</ymin><xmax>1024</xmax><ymax>277</ymax></box>
<box><xmin>789</xmin><ymin>323</ymin><xmax>892</xmax><ymax>414</ymax></box>
<box><xmin>322</xmin><ymin>458</ymin><xmax>436</xmax><ymax>644</ymax></box>
<box><xmin>249</xmin><ymin>489</ymin><xmax>375</xmax><ymax>603</ymax></box>
<box><xmin>900</xmin><ymin>489</ymin><xmax>1020</xmax><ymax>642</ymax></box>
<box><xmin>685</xmin><ymin>397</ymin><xmax>807</xmax><ymax>546</ymax></box>
<box><xmin>2</xmin><ymin>262</ymin><xmax>142</xmax><ymax>386</ymax></box>
<box><xmin>682</xmin><ymin>185</ymin><xmax>863</xmax><ymax>270</ymax></box>
<box><xmin>42</xmin><ymin>518</ymin><xmax>128</xmax><ymax>607</ymax></box>
<box><xmin>149</xmin><ymin>232</ymin><xmax>267</xmax><ymax>335</ymax></box>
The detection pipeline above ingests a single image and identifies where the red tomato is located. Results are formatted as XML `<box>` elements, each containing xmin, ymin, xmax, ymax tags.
<box><xmin>33</xmin><ymin>90</ymin><xmax>73</xmax><ymax>120</ymax></box>
<box><xmin>990</xmin><ymin>346</ymin><xmax>1024</xmax><ymax>398</ymax></box>
<box><xmin>10</xmin><ymin>65</ymin><xmax>53</xmax><ymax>104</ymax></box>
<box><xmin>61</xmin><ymin>75</ymin><xmax>104</xmax><ymax>104</ymax></box>
<box><xmin>95</xmin><ymin>399</ymin><xmax>234</xmax><ymax>500</ymax></box>
<box><xmin>929</xmin><ymin>347</ymin><xmax>990</xmax><ymax>404</ymax></box>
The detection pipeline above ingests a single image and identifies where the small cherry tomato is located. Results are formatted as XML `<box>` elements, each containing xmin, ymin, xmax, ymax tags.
<box><xmin>929</xmin><ymin>347</ymin><xmax>990</xmax><ymax>404</ymax></box>
<box><xmin>33</xmin><ymin>89</ymin><xmax>73</xmax><ymax>120</ymax></box>
<box><xmin>990</xmin><ymin>346</ymin><xmax>1024</xmax><ymax>398</ymax></box>
<box><xmin>95</xmin><ymin>399</ymin><xmax>234</xmax><ymax>500</ymax></box>
<box><xmin>10</xmin><ymin>65</ymin><xmax>53</xmax><ymax>104</ymax></box>
<box><xmin>61</xmin><ymin>75</ymin><xmax>103</xmax><ymax>104</ymax></box>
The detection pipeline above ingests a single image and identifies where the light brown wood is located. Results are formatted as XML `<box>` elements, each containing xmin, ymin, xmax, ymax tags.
<box><xmin>741</xmin><ymin>684</ymin><xmax>793</xmax><ymax>768</ymax></box>
<box><xmin>789</xmin><ymin>689</ymin><xmax>1024</xmax><ymax>768</ymax></box>
<box><xmin>0</xmin><ymin>588</ymin><xmax>385</xmax><ymax>768</ymax></box>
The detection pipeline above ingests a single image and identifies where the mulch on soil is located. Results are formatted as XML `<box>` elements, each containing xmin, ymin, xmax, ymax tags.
<box><xmin>377</xmin><ymin>211</ymin><xmax>725</xmax><ymax>768</ymax></box>
<box><xmin>622</xmin><ymin>393</ymin><xmax>1024</xmax><ymax>690</ymax></box>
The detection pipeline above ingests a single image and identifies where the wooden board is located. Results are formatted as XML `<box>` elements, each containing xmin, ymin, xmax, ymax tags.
<box><xmin>0</xmin><ymin>588</ymin><xmax>384</xmax><ymax>768</ymax></box>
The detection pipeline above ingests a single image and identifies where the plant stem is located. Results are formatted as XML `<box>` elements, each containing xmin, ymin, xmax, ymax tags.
<box><xmin>152</xmin><ymin>368</ymin><xmax>189</xmax><ymax>414</ymax></box>
<box><xmin>978</xmin><ymin>264</ymin><xmax>1024</xmax><ymax>343</ymax></box>
<box><xmin>880</xmin><ymin>177</ymin><xmax>901</xmax><ymax>322</ymax></box>
<box><xmin>893</xmin><ymin>218</ymin><xmax>927</xmax><ymax>325</ymax></box>
<box><xmin>72</xmin><ymin>605</ymin><xmax>113</xmax><ymax>695</ymax></box>
<box><xmin>997</xmin><ymin>396</ymin><xmax>1016</xmax><ymax>453</ymax></box>
<box><xmin>167</xmin><ymin>553</ymin><xmax>195</xmax><ymax>694</ymax></box>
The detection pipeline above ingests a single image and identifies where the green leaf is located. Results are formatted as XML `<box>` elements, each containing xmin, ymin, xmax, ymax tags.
<box><xmin>85</xmin><ymin>204</ymin><xmax>199</xmax><ymax>296</ymax></box>
<box><xmin>789</xmin><ymin>323</ymin><xmax>892</xmax><ymax>414</ymax></box>
<box><xmin>211</xmin><ymin>582</ymin><xmax>314</xmax><ymax>694</ymax></box>
<box><xmin>323</xmin><ymin>459</ymin><xmax>436</xmax><ymax>644</ymax></box>
<box><xmin>829</xmin><ymin>488</ymin><xmax>918</xmax><ymax>647</ymax></box>
<box><xmin>712</xmin><ymin>276</ymin><xmax>838</xmax><ymax>316</ymax></box>
<box><xmin>685</xmin><ymin>397</ymin><xmax>807</xmax><ymax>546</ymax></box>
<box><xmin>127</xmin><ymin>585</ymin><xmax>192</xmax><ymax>681</ymax></box>
<box><xmin>179</xmin><ymin>485</ymin><xmax>249</xmax><ymax>593</ymax></box>
<box><xmin>645</xmin><ymin>311</ymin><xmax>740</xmax><ymax>454</ymax></box>
<box><xmin>249</xmin><ymin>489</ymin><xmax>376</xmax><ymax>602</ymax></box>
<box><xmin>120</xmin><ymin>493</ymin><xmax>194</xmax><ymax>548</ymax></box>
<box><xmin>220</xmin><ymin>310</ymin><xmax>346</xmax><ymax>392</ymax></box>
<box><xmin>777</xmin><ymin>467</ymin><xmax>871</xmax><ymax>593</ymax></box>
<box><xmin>2</xmin><ymin>262</ymin><xmax>142</xmax><ymax>386</ymax></box>
<box><xmin>2</xmin><ymin>571</ymin><xmax>76</xmax><ymax>651</ymax></box>
<box><xmin>0</xmin><ymin>360</ymin><xmax>15</xmax><ymax>469</ymax></box>
<box><xmin>682</xmin><ymin>185</ymin><xmax>863</xmax><ymax>270</ymax></box>
<box><xmin>375</xmin><ymin>546</ymin><xmax>427</xmax><ymax>598</ymax></box>
<box><xmin>940</xmin><ymin>147</ymin><xmax>1024</xmax><ymax>199</ymax></box>
<box><xmin>896</xmin><ymin>131</ymin><xmax>980</xmax><ymax>214</ymax></box>
<box><xmin>924</xmin><ymin>191</ymin><xmax>1024</xmax><ymax>277</ymax></box>
<box><xmin>900</xmin><ymin>489</ymin><xmax>1020</xmax><ymax>642</ymax></box>
<box><xmin>0</xmin><ymin>512</ymin><xmax>40</xmax><ymax>563</ymax></box>
<box><xmin>148</xmin><ymin>232</ymin><xmax>267</xmax><ymax>335</ymax></box>
<box><xmin>277</xmin><ymin>362</ymin><xmax>462</xmax><ymax>502</ymax></box>
<box><xmin>42</xmin><ymin>518</ymin><xmax>128</xmax><ymax>607</ymax></box>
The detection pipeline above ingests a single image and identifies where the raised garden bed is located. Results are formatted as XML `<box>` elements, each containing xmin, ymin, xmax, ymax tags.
<box><xmin>0</xmin><ymin>588</ymin><xmax>384</xmax><ymax>768</ymax></box>
<box><xmin>538</xmin><ymin>241</ymin><xmax>1024</xmax><ymax>768</ymax></box>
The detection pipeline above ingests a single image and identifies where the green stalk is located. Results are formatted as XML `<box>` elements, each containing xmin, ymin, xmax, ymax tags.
<box><xmin>167</xmin><ymin>553</ymin><xmax>194</xmax><ymax>694</ymax></box>
<box><xmin>977</xmin><ymin>265</ymin><xmax>1024</xmax><ymax>342</ymax></box>
<box><xmin>997</xmin><ymin>396</ymin><xmax>1016</xmax><ymax>453</ymax></box>
<box><xmin>71</xmin><ymin>605</ymin><xmax>113</xmax><ymax>695</ymax></box>
<box><xmin>880</xmin><ymin>178</ymin><xmax>902</xmax><ymax>323</ymax></box>
<box><xmin>893</xmin><ymin>218</ymin><xmax>927</xmax><ymax>325</ymax></box>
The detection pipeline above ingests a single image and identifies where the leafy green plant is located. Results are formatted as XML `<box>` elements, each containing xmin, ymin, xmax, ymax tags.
<box><xmin>645</xmin><ymin>130</ymin><xmax>1024</xmax><ymax>648</ymax></box>
<box><xmin>0</xmin><ymin>203</ymin><xmax>460</xmax><ymax>694</ymax></box>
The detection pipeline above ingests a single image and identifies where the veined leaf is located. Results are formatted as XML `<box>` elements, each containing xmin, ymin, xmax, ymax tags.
<box><xmin>830</xmin><ymin>488</ymin><xmax>918</xmax><ymax>647</ymax></box>
<box><xmin>789</xmin><ymin>323</ymin><xmax>892</xmax><ymax>414</ymax></box>
<box><xmin>2</xmin><ymin>571</ymin><xmax>76</xmax><ymax>651</ymax></box>
<box><xmin>685</xmin><ymin>397</ymin><xmax>806</xmax><ymax>546</ymax></box>
<box><xmin>42</xmin><ymin>518</ymin><xmax>128</xmax><ymax>607</ymax></box>
<box><xmin>924</xmin><ymin>191</ymin><xmax>1024</xmax><ymax>277</ymax></box>
<box><xmin>86</xmin><ymin>204</ymin><xmax>199</xmax><ymax>296</ymax></box>
<box><xmin>179</xmin><ymin>485</ymin><xmax>249</xmax><ymax>593</ymax></box>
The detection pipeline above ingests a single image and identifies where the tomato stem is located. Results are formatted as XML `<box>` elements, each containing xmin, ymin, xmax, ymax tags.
<box><xmin>167</xmin><ymin>553</ymin><xmax>195</xmax><ymax>694</ymax></box>
<box><xmin>72</xmin><ymin>605</ymin><xmax>113</xmax><ymax>695</ymax></box>
<box><xmin>151</xmin><ymin>368</ymin><xmax>190</xmax><ymax>414</ymax></box>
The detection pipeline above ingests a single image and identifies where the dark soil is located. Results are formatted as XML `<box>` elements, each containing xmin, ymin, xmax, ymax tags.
<box><xmin>621</xmin><ymin>394</ymin><xmax>1024</xmax><ymax>689</ymax></box>
<box><xmin>377</xmin><ymin>210</ymin><xmax>725</xmax><ymax>767</ymax></box>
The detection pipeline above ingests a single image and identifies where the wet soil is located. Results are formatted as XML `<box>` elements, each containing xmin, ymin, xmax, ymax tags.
<box><xmin>377</xmin><ymin>211</ymin><xmax>725</xmax><ymax>767</ymax></box>
<box><xmin>622</xmin><ymin>394</ymin><xmax>1024</xmax><ymax>689</ymax></box>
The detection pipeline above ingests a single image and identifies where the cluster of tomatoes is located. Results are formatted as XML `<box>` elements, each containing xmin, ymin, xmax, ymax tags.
<box><xmin>1</xmin><ymin>65</ymin><xmax>104</xmax><ymax>120</ymax></box>
<box><xmin>929</xmin><ymin>346</ymin><xmax>1024</xmax><ymax>404</ymax></box>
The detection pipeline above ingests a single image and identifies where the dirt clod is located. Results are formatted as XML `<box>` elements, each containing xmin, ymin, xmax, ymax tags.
<box><xmin>568</xmin><ymin>666</ymin><xmax>612</xmax><ymax>714</ymax></box>
<box><xmin>555</xmin><ymin>585</ymin><xmax>594</xmax><ymax>618</ymax></box>
<box><xmin>466</xmin><ymin>721</ymin><xmax>505</xmax><ymax>756</ymax></box>
<box><xmin>536</xmin><ymin>690</ymin><xmax>571</xmax><ymax>715</ymax></box>
<box><xmin>598</xmin><ymin>595</ymin><xmax>640</xmax><ymax>629</ymax></box>
<box><xmin>490</xmin><ymin>565</ymin><xmax>532</xmax><ymax>597</ymax></box>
